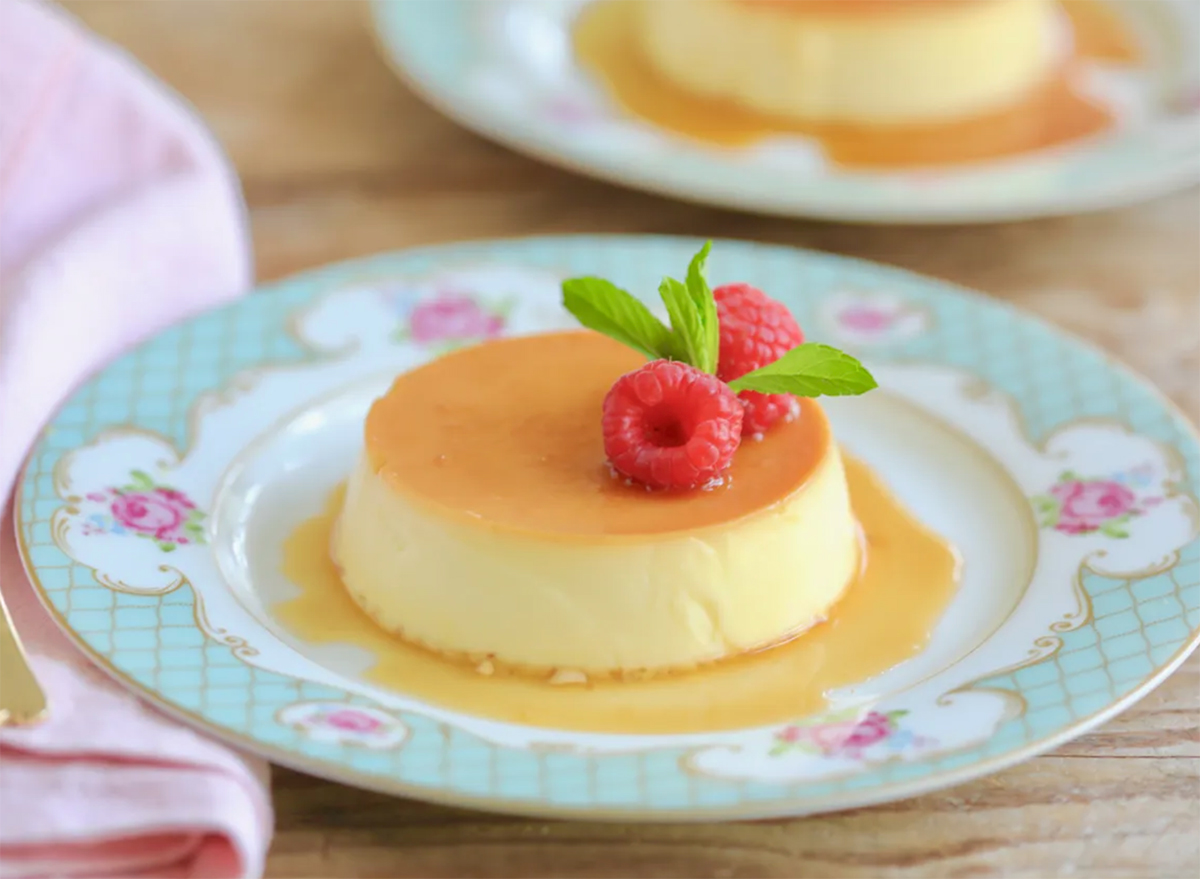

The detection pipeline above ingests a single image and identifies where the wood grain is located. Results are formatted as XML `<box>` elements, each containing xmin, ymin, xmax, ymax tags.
<box><xmin>62</xmin><ymin>1</ymin><xmax>1200</xmax><ymax>876</ymax></box>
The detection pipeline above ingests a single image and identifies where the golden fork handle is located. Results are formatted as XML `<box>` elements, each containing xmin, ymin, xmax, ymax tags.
<box><xmin>0</xmin><ymin>589</ymin><xmax>47</xmax><ymax>725</ymax></box>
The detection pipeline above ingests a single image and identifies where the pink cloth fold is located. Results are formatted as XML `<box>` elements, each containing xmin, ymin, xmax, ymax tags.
<box><xmin>0</xmin><ymin>1</ymin><xmax>270</xmax><ymax>876</ymax></box>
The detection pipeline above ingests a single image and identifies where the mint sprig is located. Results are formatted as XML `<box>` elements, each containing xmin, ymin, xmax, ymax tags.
<box><xmin>728</xmin><ymin>344</ymin><xmax>878</xmax><ymax>397</ymax></box>
<box><xmin>658</xmin><ymin>277</ymin><xmax>706</xmax><ymax>369</ymax></box>
<box><xmin>683</xmin><ymin>241</ymin><xmax>719</xmax><ymax>374</ymax></box>
<box><xmin>563</xmin><ymin>241</ymin><xmax>721</xmax><ymax>374</ymax></box>
<box><xmin>560</xmin><ymin>242</ymin><xmax>877</xmax><ymax>400</ymax></box>
<box><xmin>562</xmin><ymin>277</ymin><xmax>674</xmax><ymax>360</ymax></box>
<box><xmin>656</xmin><ymin>242</ymin><xmax>719</xmax><ymax>373</ymax></box>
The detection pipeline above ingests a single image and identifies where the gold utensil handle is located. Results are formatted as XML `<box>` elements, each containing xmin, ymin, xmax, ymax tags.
<box><xmin>0</xmin><ymin>592</ymin><xmax>47</xmax><ymax>725</ymax></box>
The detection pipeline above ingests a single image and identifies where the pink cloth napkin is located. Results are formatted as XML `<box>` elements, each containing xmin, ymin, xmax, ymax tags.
<box><xmin>0</xmin><ymin>1</ymin><xmax>271</xmax><ymax>876</ymax></box>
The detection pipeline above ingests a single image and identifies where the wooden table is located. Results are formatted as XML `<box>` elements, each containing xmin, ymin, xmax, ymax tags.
<box><xmin>65</xmin><ymin>2</ymin><xmax>1200</xmax><ymax>876</ymax></box>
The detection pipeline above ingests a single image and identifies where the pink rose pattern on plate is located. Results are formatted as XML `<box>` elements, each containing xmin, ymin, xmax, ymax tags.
<box><xmin>771</xmin><ymin>709</ymin><xmax>934</xmax><ymax>759</ymax></box>
<box><xmin>1032</xmin><ymin>465</ymin><xmax>1162</xmax><ymax>538</ymax></box>
<box><xmin>79</xmin><ymin>470</ymin><xmax>205</xmax><ymax>552</ymax></box>
<box><xmin>392</xmin><ymin>288</ymin><xmax>511</xmax><ymax>352</ymax></box>
<box><xmin>323</xmin><ymin>708</ymin><xmax>384</xmax><ymax>734</ymax></box>
<box><xmin>837</xmin><ymin>304</ymin><xmax>896</xmax><ymax>335</ymax></box>
<box><xmin>545</xmin><ymin>94</ymin><xmax>599</xmax><ymax>128</ymax></box>
<box><xmin>284</xmin><ymin>704</ymin><xmax>405</xmax><ymax>748</ymax></box>
<box><xmin>826</xmin><ymin>294</ymin><xmax>928</xmax><ymax>346</ymax></box>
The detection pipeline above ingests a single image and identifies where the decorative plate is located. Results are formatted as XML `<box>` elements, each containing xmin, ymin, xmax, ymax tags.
<box><xmin>17</xmin><ymin>236</ymin><xmax>1200</xmax><ymax>820</ymax></box>
<box><xmin>368</xmin><ymin>0</ymin><xmax>1200</xmax><ymax>223</ymax></box>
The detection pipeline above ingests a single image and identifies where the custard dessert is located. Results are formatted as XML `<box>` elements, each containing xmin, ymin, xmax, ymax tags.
<box><xmin>334</xmin><ymin>242</ymin><xmax>877</xmax><ymax>678</ymax></box>
<box><xmin>335</xmin><ymin>332</ymin><xmax>860</xmax><ymax>676</ymax></box>
<box><xmin>633</xmin><ymin>0</ymin><xmax>1058</xmax><ymax>125</ymax></box>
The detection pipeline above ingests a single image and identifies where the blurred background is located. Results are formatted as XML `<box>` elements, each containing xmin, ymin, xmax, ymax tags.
<box><xmin>63</xmin><ymin>0</ymin><xmax>1199</xmax><ymax>419</ymax></box>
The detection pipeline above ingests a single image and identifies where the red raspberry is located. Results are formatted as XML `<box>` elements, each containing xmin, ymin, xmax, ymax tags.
<box><xmin>602</xmin><ymin>360</ymin><xmax>743</xmax><ymax>490</ymax></box>
<box><xmin>714</xmin><ymin>283</ymin><xmax>805</xmax><ymax>436</ymax></box>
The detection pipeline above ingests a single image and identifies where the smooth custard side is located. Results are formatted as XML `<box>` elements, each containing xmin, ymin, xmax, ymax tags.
<box><xmin>333</xmin><ymin>442</ymin><xmax>859</xmax><ymax>675</ymax></box>
<box><xmin>634</xmin><ymin>0</ymin><xmax>1057</xmax><ymax>124</ymax></box>
<box><xmin>280</xmin><ymin>454</ymin><xmax>961</xmax><ymax>733</ymax></box>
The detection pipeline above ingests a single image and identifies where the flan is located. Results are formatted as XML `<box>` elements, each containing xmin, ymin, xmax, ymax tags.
<box><xmin>333</xmin><ymin>330</ymin><xmax>860</xmax><ymax>678</ymax></box>
<box><xmin>632</xmin><ymin>0</ymin><xmax>1058</xmax><ymax>125</ymax></box>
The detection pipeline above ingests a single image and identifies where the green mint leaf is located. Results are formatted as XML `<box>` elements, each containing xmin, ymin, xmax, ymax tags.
<box><xmin>728</xmin><ymin>343</ymin><xmax>878</xmax><ymax>397</ymax></box>
<box><xmin>659</xmin><ymin>276</ymin><xmax>706</xmax><ymax>369</ymax></box>
<box><xmin>562</xmin><ymin>242</ymin><xmax>720</xmax><ymax>372</ymax></box>
<box><xmin>562</xmin><ymin>277</ymin><xmax>674</xmax><ymax>360</ymax></box>
<box><xmin>684</xmin><ymin>241</ymin><xmax>718</xmax><ymax>374</ymax></box>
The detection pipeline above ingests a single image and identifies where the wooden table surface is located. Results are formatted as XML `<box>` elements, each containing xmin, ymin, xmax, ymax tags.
<box><xmin>64</xmin><ymin>1</ymin><xmax>1200</xmax><ymax>876</ymax></box>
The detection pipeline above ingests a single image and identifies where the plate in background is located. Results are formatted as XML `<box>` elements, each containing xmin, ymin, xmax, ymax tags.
<box><xmin>369</xmin><ymin>0</ymin><xmax>1200</xmax><ymax>223</ymax></box>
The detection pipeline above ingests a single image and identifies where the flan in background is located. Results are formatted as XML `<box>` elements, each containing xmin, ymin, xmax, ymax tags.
<box><xmin>372</xmin><ymin>0</ymin><xmax>1200</xmax><ymax>219</ymax></box>
<box><xmin>574</xmin><ymin>0</ymin><xmax>1143</xmax><ymax>168</ymax></box>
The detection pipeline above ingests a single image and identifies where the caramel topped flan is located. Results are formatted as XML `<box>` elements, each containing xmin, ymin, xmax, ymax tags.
<box><xmin>333</xmin><ymin>330</ymin><xmax>859</xmax><ymax>677</ymax></box>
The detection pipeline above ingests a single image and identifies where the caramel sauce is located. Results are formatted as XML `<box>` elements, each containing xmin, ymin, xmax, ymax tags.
<box><xmin>365</xmin><ymin>331</ymin><xmax>827</xmax><ymax>538</ymax></box>
<box><xmin>572</xmin><ymin>0</ymin><xmax>1139</xmax><ymax>169</ymax></box>
<box><xmin>275</xmin><ymin>456</ymin><xmax>960</xmax><ymax>735</ymax></box>
<box><xmin>1062</xmin><ymin>0</ymin><xmax>1140</xmax><ymax>61</ymax></box>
